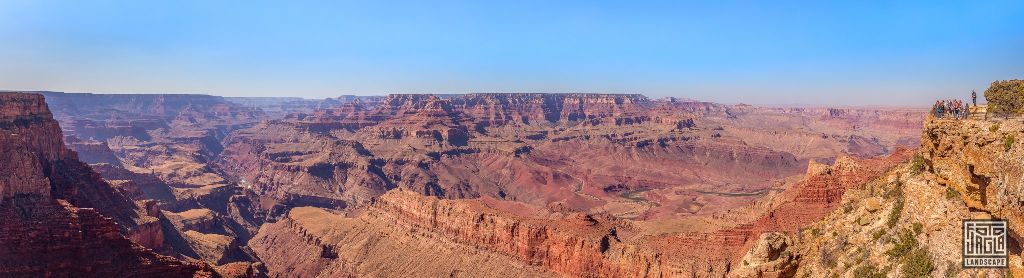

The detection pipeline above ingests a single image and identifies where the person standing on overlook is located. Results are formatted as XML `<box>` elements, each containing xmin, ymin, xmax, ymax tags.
<box><xmin>972</xmin><ymin>90</ymin><xmax>977</xmax><ymax>107</ymax></box>
<box><xmin>964</xmin><ymin>99</ymin><xmax>970</xmax><ymax>119</ymax></box>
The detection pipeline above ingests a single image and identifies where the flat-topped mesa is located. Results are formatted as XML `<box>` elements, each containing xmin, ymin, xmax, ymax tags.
<box><xmin>286</xmin><ymin>93</ymin><xmax>656</xmax><ymax>133</ymax></box>
<box><xmin>41</xmin><ymin>92</ymin><xmax>236</xmax><ymax>119</ymax></box>
<box><xmin>454</xmin><ymin>93</ymin><xmax>651</xmax><ymax>126</ymax></box>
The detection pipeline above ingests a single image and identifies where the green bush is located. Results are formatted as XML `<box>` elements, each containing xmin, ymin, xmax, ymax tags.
<box><xmin>852</xmin><ymin>264</ymin><xmax>887</xmax><ymax>278</ymax></box>
<box><xmin>886</xmin><ymin>230</ymin><xmax>917</xmax><ymax>259</ymax></box>
<box><xmin>902</xmin><ymin>248</ymin><xmax>934</xmax><ymax>277</ymax></box>
<box><xmin>913</xmin><ymin>222</ymin><xmax>923</xmax><ymax>235</ymax></box>
<box><xmin>887</xmin><ymin>194</ymin><xmax>904</xmax><ymax>228</ymax></box>
<box><xmin>882</xmin><ymin>229</ymin><xmax>935</xmax><ymax>276</ymax></box>
<box><xmin>945</xmin><ymin>187</ymin><xmax>960</xmax><ymax>200</ymax></box>
<box><xmin>984</xmin><ymin>79</ymin><xmax>1024</xmax><ymax>116</ymax></box>
<box><xmin>990</xmin><ymin>123</ymin><xmax>1001</xmax><ymax>132</ymax></box>
<box><xmin>872</xmin><ymin>229</ymin><xmax>886</xmax><ymax>240</ymax></box>
<box><xmin>1005</xmin><ymin>134</ymin><xmax>1015</xmax><ymax>151</ymax></box>
<box><xmin>911</xmin><ymin>154</ymin><xmax>926</xmax><ymax>174</ymax></box>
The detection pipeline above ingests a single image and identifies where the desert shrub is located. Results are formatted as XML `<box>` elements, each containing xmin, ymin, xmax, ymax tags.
<box><xmin>882</xmin><ymin>229</ymin><xmax>934</xmax><ymax>276</ymax></box>
<box><xmin>902</xmin><ymin>248</ymin><xmax>934</xmax><ymax>277</ymax></box>
<box><xmin>872</xmin><ymin>229</ymin><xmax>886</xmax><ymax>240</ymax></box>
<box><xmin>945</xmin><ymin>187</ymin><xmax>960</xmax><ymax>200</ymax></box>
<box><xmin>886</xmin><ymin>230</ymin><xmax>917</xmax><ymax>259</ymax></box>
<box><xmin>990</xmin><ymin>123</ymin><xmax>1001</xmax><ymax>132</ymax></box>
<box><xmin>913</xmin><ymin>222</ymin><xmax>923</xmax><ymax>235</ymax></box>
<box><xmin>886</xmin><ymin>194</ymin><xmax>904</xmax><ymax>228</ymax></box>
<box><xmin>911</xmin><ymin>154</ymin><xmax>926</xmax><ymax>174</ymax></box>
<box><xmin>852</xmin><ymin>264</ymin><xmax>887</xmax><ymax>278</ymax></box>
<box><xmin>984</xmin><ymin>79</ymin><xmax>1024</xmax><ymax>116</ymax></box>
<box><xmin>843</xmin><ymin>203</ymin><xmax>854</xmax><ymax>213</ymax></box>
<box><xmin>1005</xmin><ymin>134</ymin><xmax>1015</xmax><ymax>151</ymax></box>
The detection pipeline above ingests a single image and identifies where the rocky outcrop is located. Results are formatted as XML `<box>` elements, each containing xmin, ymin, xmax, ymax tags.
<box><xmin>784</xmin><ymin>115</ymin><xmax>1024</xmax><ymax>277</ymax></box>
<box><xmin>921</xmin><ymin>118</ymin><xmax>1024</xmax><ymax>225</ymax></box>
<box><xmin>0</xmin><ymin>92</ymin><xmax>139</xmax><ymax>227</ymax></box>
<box><xmin>731</xmin><ymin>233</ymin><xmax>798</xmax><ymax>278</ymax></box>
<box><xmin>919</xmin><ymin>117</ymin><xmax>1024</xmax><ymax>273</ymax></box>
<box><xmin>0</xmin><ymin>92</ymin><xmax>218</xmax><ymax>277</ymax></box>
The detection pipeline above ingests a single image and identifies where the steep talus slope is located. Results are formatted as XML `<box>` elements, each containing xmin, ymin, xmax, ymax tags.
<box><xmin>0</xmin><ymin>92</ymin><xmax>219</xmax><ymax>277</ymax></box>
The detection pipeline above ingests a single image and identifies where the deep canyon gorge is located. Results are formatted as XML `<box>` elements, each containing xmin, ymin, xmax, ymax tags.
<box><xmin>8</xmin><ymin>90</ymin><xmax>1001</xmax><ymax>277</ymax></box>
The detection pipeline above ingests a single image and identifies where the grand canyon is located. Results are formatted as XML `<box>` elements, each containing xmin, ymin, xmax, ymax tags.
<box><xmin>4</xmin><ymin>1</ymin><xmax>1022</xmax><ymax>276</ymax></box>
<box><xmin>5</xmin><ymin>89</ymin><xmax>967</xmax><ymax>277</ymax></box>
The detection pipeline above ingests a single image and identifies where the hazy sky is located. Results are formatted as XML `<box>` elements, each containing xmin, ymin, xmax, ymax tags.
<box><xmin>1</xmin><ymin>1</ymin><xmax>1022</xmax><ymax>105</ymax></box>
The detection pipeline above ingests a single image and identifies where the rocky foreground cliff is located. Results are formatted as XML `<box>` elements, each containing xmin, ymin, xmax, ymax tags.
<box><xmin>0</xmin><ymin>93</ymin><xmax>219</xmax><ymax>277</ymax></box>
<box><xmin>738</xmin><ymin>115</ymin><xmax>1024</xmax><ymax>277</ymax></box>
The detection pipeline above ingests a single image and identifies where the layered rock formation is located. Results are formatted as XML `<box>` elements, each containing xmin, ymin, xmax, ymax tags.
<box><xmin>17</xmin><ymin>91</ymin><xmax>927</xmax><ymax>277</ymax></box>
<box><xmin>0</xmin><ymin>92</ymin><xmax>218</xmax><ymax>277</ymax></box>
<box><xmin>249</xmin><ymin>148</ymin><xmax>909</xmax><ymax>277</ymax></box>
<box><xmin>250</xmin><ymin>190</ymin><xmax>657</xmax><ymax>277</ymax></box>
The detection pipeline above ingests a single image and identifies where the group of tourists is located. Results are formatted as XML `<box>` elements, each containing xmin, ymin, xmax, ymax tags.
<box><xmin>934</xmin><ymin>99</ymin><xmax>970</xmax><ymax>119</ymax></box>
<box><xmin>934</xmin><ymin>92</ymin><xmax>977</xmax><ymax>120</ymax></box>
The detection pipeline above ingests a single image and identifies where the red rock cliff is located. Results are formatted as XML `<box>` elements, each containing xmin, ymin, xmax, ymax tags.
<box><xmin>0</xmin><ymin>92</ymin><xmax>218</xmax><ymax>277</ymax></box>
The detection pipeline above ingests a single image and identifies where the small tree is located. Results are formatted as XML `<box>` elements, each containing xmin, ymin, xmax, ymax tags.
<box><xmin>984</xmin><ymin>80</ymin><xmax>1024</xmax><ymax>117</ymax></box>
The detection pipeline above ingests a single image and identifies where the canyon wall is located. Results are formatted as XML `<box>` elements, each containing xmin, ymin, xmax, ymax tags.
<box><xmin>0</xmin><ymin>92</ymin><xmax>219</xmax><ymax>277</ymax></box>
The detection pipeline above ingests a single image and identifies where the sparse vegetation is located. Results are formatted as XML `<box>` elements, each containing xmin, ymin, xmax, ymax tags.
<box><xmin>872</xmin><ymin>229</ymin><xmax>885</xmax><ymax>240</ymax></box>
<box><xmin>913</xmin><ymin>222</ymin><xmax>923</xmax><ymax>235</ymax></box>
<box><xmin>990</xmin><ymin>123</ymin><xmax>1001</xmax><ymax>132</ymax></box>
<box><xmin>902</xmin><ymin>248</ymin><xmax>934</xmax><ymax>277</ymax></box>
<box><xmin>910</xmin><ymin>154</ymin><xmax>926</xmax><ymax>174</ymax></box>
<box><xmin>884</xmin><ymin>229</ymin><xmax>934</xmax><ymax>277</ymax></box>
<box><xmin>885</xmin><ymin>230</ymin><xmax>917</xmax><ymax>259</ymax></box>
<box><xmin>984</xmin><ymin>79</ymin><xmax>1024</xmax><ymax>117</ymax></box>
<box><xmin>945</xmin><ymin>187</ymin><xmax>960</xmax><ymax>200</ymax></box>
<box><xmin>1005</xmin><ymin>134</ymin><xmax>1015</xmax><ymax>151</ymax></box>
<box><xmin>886</xmin><ymin>190</ymin><xmax>904</xmax><ymax>228</ymax></box>
<box><xmin>852</xmin><ymin>264</ymin><xmax>887</xmax><ymax>278</ymax></box>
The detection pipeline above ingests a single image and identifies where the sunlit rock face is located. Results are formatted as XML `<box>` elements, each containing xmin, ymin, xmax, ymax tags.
<box><xmin>19</xmin><ymin>91</ymin><xmax>926</xmax><ymax>277</ymax></box>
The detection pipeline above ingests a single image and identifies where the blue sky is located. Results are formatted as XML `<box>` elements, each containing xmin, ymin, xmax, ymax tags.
<box><xmin>0</xmin><ymin>1</ymin><xmax>1022</xmax><ymax>105</ymax></box>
